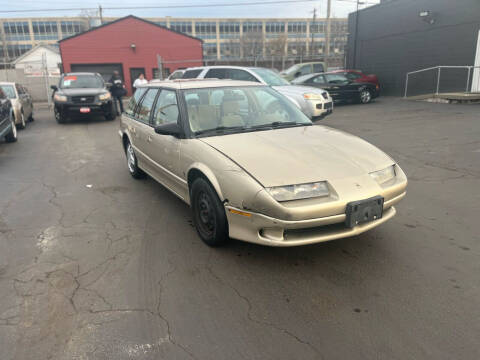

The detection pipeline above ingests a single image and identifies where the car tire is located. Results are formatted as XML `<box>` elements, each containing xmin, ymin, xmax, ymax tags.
<box><xmin>191</xmin><ymin>177</ymin><xmax>229</xmax><ymax>247</ymax></box>
<box><xmin>17</xmin><ymin>112</ymin><xmax>26</xmax><ymax>130</ymax></box>
<box><xmin>5</xmin><ymin>115</ymin><xmax>18</xmax><ymax>143</ymax></box>
<box><xmin>125</xmin><ymin>141</ymin><xmax>145</xmax><ymax>179</ymax></box>
<box><xmin>359</xmin><ymin>89</ymin><xmax>372</xmax><ymax>104</ymax></box>
<box><xmin>28</xmin><ymin>111</ymin><xmax>34</xmax><ymax>122</ymax></box>
<box><xmin>54</xmin><ymin>107</ymin><xmax>66</xmax><ymax>124</ymax></box>
<box><xmin>105</xmin><ymin>105</ymin><xmax>116</xmax><ymax>121</ymax></box>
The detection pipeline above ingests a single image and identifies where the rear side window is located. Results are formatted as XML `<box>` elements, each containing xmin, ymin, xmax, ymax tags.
<box><xmin>313</xmin><ymin>63</ymin><xmax>324</xmax><ymax>73</ymax></box>
<box><xmin>345</xmin><ymin>72</ymin><xmax>362</xmax><ymax>80</ymax></box>
<box><xmin>205</xmin><ymin>68</ymin><xmax>227</xmax><ymax>79</ymax></box>
<box><xmin>312</xmin><ymin>75</ymin><xmax>326</xmax><ymax>84</ymax></box>
<box><xmin>182</xmin><ymin>69</ymin><xmax>202</xmax><ymax>79</ymax></box>
<box><xmin>135</xmin><ymin>88</ymin><xmax>158</xmax><ymax>124</ymax></box>
<box><xmin>153</xmin><ymin>90</ymin><xmax>179</xmax><ymax>126</ymax></box>
<box><xmin>125</xmin><ymin>88</ymin><xmax>147</xmax><ymax>116</ymax></box>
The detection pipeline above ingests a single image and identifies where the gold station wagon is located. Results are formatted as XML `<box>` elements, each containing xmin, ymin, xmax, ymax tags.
<box><xmin>119</xmin><ymin>79</ymin><xmax>407</xmax><ymax>247</ymax></box>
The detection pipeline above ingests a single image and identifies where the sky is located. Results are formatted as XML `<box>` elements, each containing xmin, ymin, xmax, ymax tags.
<box><xmin>0</xmin><ymin>0</ymin><xmax>381</xmax><ymax>19</ymax></box>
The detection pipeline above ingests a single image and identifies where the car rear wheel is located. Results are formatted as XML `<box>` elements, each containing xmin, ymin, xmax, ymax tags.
<box><xmin>191</xmin><ymin>177</ymin><xmax>229</xmax><ymax>247</ymax></box>
<box><xmin>105</xmin><ymin>105</ymin><xmax>116</xmax><ymax>121</ymax></box>
<box><xmin>28</xmin><ymin>111</ymin><xmax>34</xmax><ymax>122</ymax></box>
<box><xmin>126</xmin><ymin>142</ymin><xmax>145</xmax><ymax>179</ymax></box>
<box><xmin>17</xmin><ymin>112</ymin><xmax>26</xmax><ymax>130</ymax></box>
<box><xmin>359</xmin><ymin>89</ymin><xmax>372</xmax><ymax>104</ymax></box>
<box><xmin>5</xmin><ymin>116</ymin><xmax>18</xmax><ymax>143</ymax></box>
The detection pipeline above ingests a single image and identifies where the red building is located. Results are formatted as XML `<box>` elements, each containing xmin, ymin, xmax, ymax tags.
<box><xmin>59</xmin><ymin>15</ymin><xmax>203</xmax><ymax>95</ymax></box>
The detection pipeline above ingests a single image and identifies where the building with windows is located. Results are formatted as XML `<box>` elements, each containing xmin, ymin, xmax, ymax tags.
<box><xmin>1</xmin><ymin>16</ymin><xmax>348</xmax><ymax>68</ymax></box>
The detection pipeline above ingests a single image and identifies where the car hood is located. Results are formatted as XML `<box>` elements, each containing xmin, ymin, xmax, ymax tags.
<box><xmin>200</xmin><ymin>125</ymin><xmax>394</xmax><ymax>187</ymax></box>
<box><xmin>273</xmin><ymin>85</ymin><xmax>326</xmax><ymax>96</ymax></box>
<box><xmin>58</xmin><ymin>88</ymin><xmax>107</xmax><ymax>96</ymax></box>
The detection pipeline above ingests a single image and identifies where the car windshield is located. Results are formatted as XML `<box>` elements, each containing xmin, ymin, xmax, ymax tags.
<box><xmin>250</xmin><ymin>68</ymin><xmax>290</xmax><ymax>86</ymax></box>
<box><xmin>0</xmin><ymin>85</ymin><xmax>16</xmax><ymax>99</ymax></box>
<box><xmin>60</xmin><ymin>74</ymin><xmax>104</xmax><ymax>89</ymax></box>
<box><xmin>291</xmin><ymin>74</ymin><xmax>316</xmax><ymax>84</ymax></box>
<box><xmin>183</xmin><ymin>86</ymin><xmax>311</xmax><ymax>137</ymax></box>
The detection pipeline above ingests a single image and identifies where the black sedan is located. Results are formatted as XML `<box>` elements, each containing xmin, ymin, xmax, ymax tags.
<box><xmin>292</xmin><ymin>72</ymin><xmax>380</xmax><ymax>104</ymax></box>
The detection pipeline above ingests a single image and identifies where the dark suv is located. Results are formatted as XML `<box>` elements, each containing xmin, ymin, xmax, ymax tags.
<box><xmin>51</xmin><ymin>72</ymin><xmax>116</xmax><ymax>123</ymax></box>
<box><xmin>0</xmin><ymin>88</ymin><xmax>17</xmax><ymax>143</ymax></box>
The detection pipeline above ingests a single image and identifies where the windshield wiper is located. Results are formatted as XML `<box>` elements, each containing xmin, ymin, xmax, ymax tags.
<box><xmin>194</xmin><ymin>125</ymin><xmax>246</xmax><ymax>136</ymax></box>
<box><xmin>251</xmin><ymin>121</ymin><xmax>308</xmax><ymax>129</ymax></box>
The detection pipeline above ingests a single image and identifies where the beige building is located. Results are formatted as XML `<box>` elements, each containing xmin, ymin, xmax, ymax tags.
<box><xmin>0</xmin><ymin>16</ymin><xmax>348</xmax><ymax>66</ymax></box>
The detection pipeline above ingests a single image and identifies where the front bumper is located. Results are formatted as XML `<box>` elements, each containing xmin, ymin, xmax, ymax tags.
<box><xmin>225</xmin><ymin>191</ymin><xmax>405</xmax><ymax>247</ymax></box>
<box><xmin>54</xmin><ymin>101</ymin><xmax>113</xmax><ymax>116</ymax></box>
<box><xmin>305</xmin><ymin>99</ymin><xmax>334</xmax><ymax>118</ymax></box>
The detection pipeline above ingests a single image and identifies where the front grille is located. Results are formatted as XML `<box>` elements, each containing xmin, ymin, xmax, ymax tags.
<box><xmin>72</xmin><ymin>96</ymin><xmax>95</xmax><ymax>103</ymax></box>
<box><xmin>324</xmin><ymin>102</ymin><xmax>332</xmax><ymax>109</ymax></box>
<box><xmin>322</xmin><ymin>92</ymin><xmax>328</xmax><ymax>100</ymax></box>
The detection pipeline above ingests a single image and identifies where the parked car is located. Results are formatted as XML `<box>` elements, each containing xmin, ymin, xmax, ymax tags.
<box><xmin>0</xmin><ymin>82</ymin><xmax>33</xmax><ymax>129</ymax></box>
<box><xmin>119</xmin><ymin>79</ymin><xmax>407</xmax><ymax>247</ymax></box>
<box><xmin>0</xmin><ymin>88</ymin><xmax>17</xmax><ymax>143</ymax></box>
<box><xmin>329</xmin><ymin>69</ymin><xmax>380</xmax><ymax>87</ymax></box>
<box><xmin>292</xmin><ymin>72</ymin><xmax>380</xmax><ymax>104</ymax></box>
<box><xmin>51</xmin><ymin>72</ymin><xmax>116</xmax><ymax>123</ymax></box>
<box><xmin>280</xmin><ymin>62</ymin><xmax>326</xmax><ymax>81</ymax></box>
<box><xmin>181</xmin><ymin>66</ymin><xmax>333</xmax><ymax>119</ymax></box>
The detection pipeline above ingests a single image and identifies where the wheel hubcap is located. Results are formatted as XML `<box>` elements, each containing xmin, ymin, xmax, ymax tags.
<box><xmin>361</xmin><ymin>91</ymin><xmax>371</xmax><ymax>103</ymax></box>
<box><xmin>21</xmin><ymin>113</ymin><xmax>25</xmax><ymax>126</ymax></box>
<box><xmin>127</xmin><ymin>145</ymin><xmax>136</xmax><ymax>173</ymax></box>
<box><xmin>11</xmin><ymin>119</ymin><xmax>17</xmax><ymax>138</ymax></box>
<box><xmin>197</xmin><ymin>191</ymin><xmax>215</xmax><ymax>235</ymax></box>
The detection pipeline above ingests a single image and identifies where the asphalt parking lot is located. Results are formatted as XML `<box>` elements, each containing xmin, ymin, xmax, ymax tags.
<box><xmin>0</xmin><ymin>98</ymin><xmax>479</xmax><ymax>360</ymax></box>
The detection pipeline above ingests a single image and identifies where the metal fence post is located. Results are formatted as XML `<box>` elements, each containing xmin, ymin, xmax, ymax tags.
<box><xmin>466</xmin><ymin>66</ymin><xmax>471</xmax><ymax>93</ymax></box>
<box><xmin>436</xmin><ymin>67</ymin><xmax>441</xmax><ymax>95</ymax></box>
<box><xmin>404</xmin><ymin>73</ymin><xmax>409</xmax><ymax>98</ymax></box>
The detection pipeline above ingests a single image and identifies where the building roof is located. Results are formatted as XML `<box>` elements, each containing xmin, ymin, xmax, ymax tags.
<box><xmin>58</xmin><ymin>15</ymin><xmax>203</xmax><ymax>44</ymax></box>
<box><xmin>12</xmin><ymin>44</ymin><xmax>60</xmax><ymax>64</ymax></box>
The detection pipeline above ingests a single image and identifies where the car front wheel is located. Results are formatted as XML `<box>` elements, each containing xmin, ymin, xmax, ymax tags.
<box><xmin>54</xmin><ymin>107</ymin><xmax>66</xmax><ymax>124</ymax></box>
<box><xmin>5</xmin><ymin>115</ymin><xmax>18</xmax><ymax>142</ymax></box>
<box><xmin>191</xmin><ymin>177</ymin><xmax>229</xmax><ymax>247</ymax></box>
<box><xmin>126</xmin><ymin>142</ymin><xmax>145</xmax><ymax>179</ymax></box>
<box><xmin>359</xmin><ymin>89</ymin><xmax>372</xmax><ymax>104</ymax></box>
<box><xmin>17</xmin><ymin>112</ymin><xmax>26</xmax><ymax>129</ymax></box>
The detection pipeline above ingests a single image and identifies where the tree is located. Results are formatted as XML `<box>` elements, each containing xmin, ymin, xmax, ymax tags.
<box><xmin>240</xmin><ymin>31</ymin><xmax>263</xmax><ymax>66</ymax></box>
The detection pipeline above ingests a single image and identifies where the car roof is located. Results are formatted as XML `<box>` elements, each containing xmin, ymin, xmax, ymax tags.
<box><xmin>183</xmin><ymin>65</ymin><xmax>266</xmax><ymax>71</ymax></box>
<box><xmin>145</xmin><ymin>78</ymin><xmax>265</xmax><ymax>90</ymax></box>
<box><xmin>63</xmin><ymin>72</ymin><xmax>102</xmax><ymax>76</ymax></box>
<box><xmin>0</xmin><ymin>82</ymin><xmax>16</xmax><ymax>85</ymax></box>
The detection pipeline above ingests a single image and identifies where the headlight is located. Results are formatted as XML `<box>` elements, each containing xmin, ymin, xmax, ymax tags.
<box><xmin>266</xmin><ymin>181</ymin><xmax>329</xmax><ymax>202</ymax></box>
<box><xmin>370</xmin><ymin>165</ymin><xmax>396</xmax><ymax>184</ymax></box>
<box><xmin>99</xmin><ymin>92</ymin><xmax>111</xmax><ymax>101</ymax></box>
<box><xmin>303</xmin><ymin>93</ymin><xmax>324</xmax><ymax>100</ymax></box>
<box><xmin>54</xmin><ymin>94</ymin><xmax>67</xmax><ymax>102</ymax></box>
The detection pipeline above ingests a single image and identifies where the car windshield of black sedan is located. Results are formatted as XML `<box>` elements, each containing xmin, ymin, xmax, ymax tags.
<box><xmin>0</xmin><ymin>85</ymin><xmax>16</xmax><ymax>99</ymax></box>
<box><xmin>184</xmin><ymin>86</ymin><xmax>311</xmax><ymax>136</ymax></box>
<box><xmin>60</xmin><ymin>75</ymin><xmax>104</xmax><ymax>89</ymax></box>
<box><xmin>250</xmin><ymin>68</ymin><xmax>290</xmax><ymax>86</ymax></box>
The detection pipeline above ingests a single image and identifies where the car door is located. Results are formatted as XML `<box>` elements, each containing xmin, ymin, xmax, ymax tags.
<box><xmin>15</xmin><ymin>84</ymin><xmax>27</xmax><ymax>116</ymax></box>
<box><xmin>21</xmin><ymin>86</ymin><xmax>33</xmax><ymax>118</ymax></box>
<box><xmin>0</xmin><ymin>89</ymin><xmax>9</xmax><ymax>132</ymax></box>
<box><xmin>123</xmin><ymin>87</ymin><xmax>148</xmax><ymax>165</ymax></box>
<box><xmin>323</xmin><ymin>74</ymin><xmax>356</xmax><ymax>100</ymax></box>
<box><xmin>144</xmin><ymin>88</ymin><xmax>186</xmax><ymax>199</ymax></box>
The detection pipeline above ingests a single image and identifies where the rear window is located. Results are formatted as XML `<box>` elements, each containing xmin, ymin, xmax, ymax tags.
<box><xmin>182</xmin><ymin>69</ymin><xmax>202</xmax><ymax>79</ymax></box>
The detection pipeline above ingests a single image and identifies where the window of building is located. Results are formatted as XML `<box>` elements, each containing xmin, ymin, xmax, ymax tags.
<box><xmin>3</xmin><ymin>22</ymin><xmax>30</xmax><ymax>41</ymax></box>
<box><xmin>6</xmin><ymin>44</ymin><xmax>32</xmax><ymax>59</ymax></box>
<box><xmin>195</xmin><ymin>21</ymin><xmax>216</xmax><ymax>34</ymax></box>
<box><xmin>32</xmin><ymin>21</ymin><xmax>59</xmax><ymax>40</ymax></box>
<box><xmin>219</xmin><ymin>22</ymin><xmax>240</xmax><ymax>39</ymax></box>
<box><xmin>170</xmin><ymin>21</ymin><xmax>192</xmax><ymax>34</ymax></box>
<box><xmin>265</xmin><ymin>22</ymin><xmax>285</xmax><ymax>33</ymax></box>
<box><xmin>287</xmin><ymin>21</ymin><xmax>307</xmax><ymax>34</ymax></box>
<box><xmin>203</xmin><ymin>43</ymin><xmax>217</xmax><ymax>59</ymax></box>
<box><xmin>243</xmin><ymin>22</ymin><xmax>262</xmax><ymax>33</ymax></box>
<box><xmin>61</xmin><ymin>21</ymin><xmax>84</xmax><ymax>37</ymax></box>
<box><xmin>220</xmin><ymin>42</ymin><xmax>240</xmax><ymax>58</ymax></box>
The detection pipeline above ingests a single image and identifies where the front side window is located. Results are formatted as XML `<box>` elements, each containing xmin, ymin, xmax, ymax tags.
<box><xmin>153</xmin><ymin>90</ymin><xmax>179</xmax><ymax>126</ymax></box>
<box><xmin>182</xmin><ymin>69</ymin><xmax>202</xmax><ymax>79</ymax></box>
<box><xmin>60</xmin><ymin>74</ymin><xmax>104</xmax><ymax>89</ymax></box>
<box><xmin>205</xmin><ymin>68</ymin><xmax>227</xmax><ymax>79</ymax></box>
<box><xmin>312</xmin><ymin>75</ymin><xmax>326</xmax><ymax>84</ymax></box>
<box><xmin>344</xmin><ymin>72</ymin><xmax>362</xmax><ymax>80</ymax></box>
<box><xmin>0</xmin><ymin>85</ymin><xmax>16</xmax><ymax>99</ymax></box>
<box><xmin>226</xmin><ymin>69</ymin><xmax>259</xmax><ymax>82</ymax></box>
<box><xmin>136</xmin><ymin>89</ymin><xmax>158</xmax><ymax>124</ymax></box>
<box><xmin>313</xmin><ymin>63</ymin><xmax>324</xmax><ymax>73</ymax></box>
<box><xmin>299</xmin><ymin>65</ymin><xmax>311</xmax><ymax>76</ymax></box>
<box><xmin>125</xmin><ymin>88</ymin><xmax>147</xmax><ymax>116</ymax></box>
<box><xmin>184</xmin><ymin>86</ymin><xmax>311</xmax><ymax>136</ymax></box>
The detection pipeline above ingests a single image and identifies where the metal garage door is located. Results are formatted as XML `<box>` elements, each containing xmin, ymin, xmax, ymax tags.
<box><xmin>70</xmin><ymin>63</ymin><xmax>124</xmax><ymax>82</ymax></box>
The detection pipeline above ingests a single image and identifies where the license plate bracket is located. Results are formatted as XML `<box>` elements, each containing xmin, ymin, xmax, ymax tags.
<box><xmin>345</xmin><ymin>196</ymin><xmax>384</xmax><ymax>228</ymax></box>
<box><xmin>80</xmin><ymin>107</ymin><xmax>91</xmax><ymax>113</ymax></box>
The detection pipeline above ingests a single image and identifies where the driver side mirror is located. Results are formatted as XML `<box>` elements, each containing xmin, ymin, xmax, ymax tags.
<box><xmin>50</xmin><ymin>85</ymin><xmax>58</xmax><ymax>91</ymax></box>
<box><xmin>154</xmin><ymin>122</ymin><xmax>182</xmax><ymax>138</ymax></box>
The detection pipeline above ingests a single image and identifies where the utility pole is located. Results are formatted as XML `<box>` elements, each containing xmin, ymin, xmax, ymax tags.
<box><xmin>310</xmin><ymin>8</ymin><xmax>316</xmax><ymax>59</ymax></box>
<box><xmin>352</xmin><ymin>0</ymin><xmax>363</xmax><ymax>68</ymax></box>
<box><xmin>98</xmin><ymin>5</ymin><xmax>103</xmax><ymax>24</ymax></box>
<box><xmin>325</xmin><ymin>0</ymin><xmax>331</xmax><ymax>67</ymax></box>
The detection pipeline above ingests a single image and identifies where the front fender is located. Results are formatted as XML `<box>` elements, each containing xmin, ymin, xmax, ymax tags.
<box><xmin>187</xmin><ymin>162</ymin><xmax>224</xmax><ymax>203</ymax></box>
